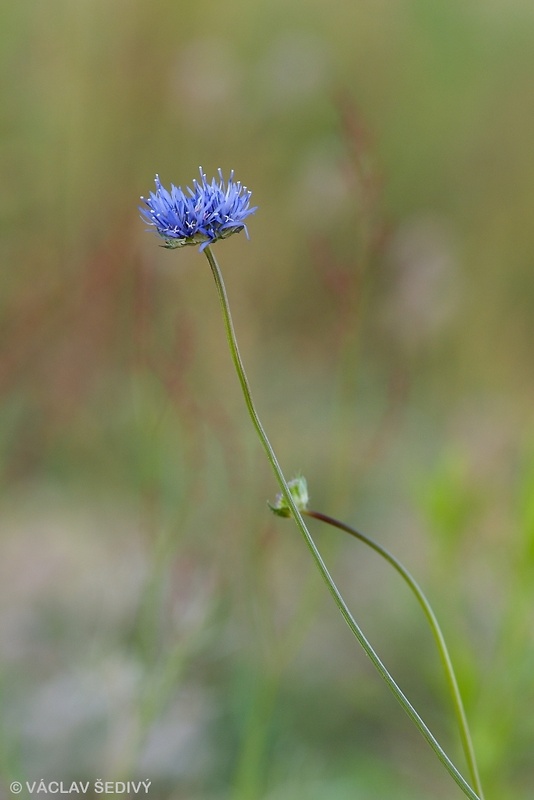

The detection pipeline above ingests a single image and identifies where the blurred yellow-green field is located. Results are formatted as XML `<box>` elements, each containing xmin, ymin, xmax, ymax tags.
<box><xmin>2</xmin><ymin>1</ymin><xmax>534</xmax><ymax>798</ymax></box>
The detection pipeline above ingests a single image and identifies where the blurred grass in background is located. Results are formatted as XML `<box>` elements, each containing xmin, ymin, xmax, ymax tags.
<box><xmin>1</xmin><ymin>0</ymin><xmax>534</xmax><ymax>797</ymax></box>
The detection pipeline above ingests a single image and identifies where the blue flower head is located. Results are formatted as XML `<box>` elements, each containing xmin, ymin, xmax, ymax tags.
<box><xmin>140</xmin><ymin>168</ymin><xmax>257</xmax><ymax>251</ymax></box>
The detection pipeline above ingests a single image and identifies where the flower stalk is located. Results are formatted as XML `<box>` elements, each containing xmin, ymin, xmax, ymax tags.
<box><xmin>303</xmin><ymin>508</ymin><xmax>485</xmax><ymax>800</ymax></box>
<box><xmin>203</xmin><ymin>244</ymin><xmax>481</xmax><ymax>800</ymax></box>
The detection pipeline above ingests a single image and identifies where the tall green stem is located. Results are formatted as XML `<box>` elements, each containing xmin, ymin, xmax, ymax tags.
<box><xmin>304</xmin><ymin>509</ymin><xmax>484</xmax><ymax>800</ymax></box>
<box><xmin>203</xmin><ymin>245</ymin><xmax>480</xmax><ymax>800</ymax></box>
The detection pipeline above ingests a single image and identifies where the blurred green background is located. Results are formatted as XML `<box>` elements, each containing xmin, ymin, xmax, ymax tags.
<box><xmin>2</xmin><ymin>1</ymin><xmax>534</xmax><ymax>798</ymax></box>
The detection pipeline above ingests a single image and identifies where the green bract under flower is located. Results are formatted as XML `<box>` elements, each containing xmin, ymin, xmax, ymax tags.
<box><xmin>140</xmin><ymin>168</ymin><xmax>257</xmax><ymax>251</ymax></box>
<box><xmin>268</xmin><ymin>476</ymin><xmax>309</xmax><ymax>518</ymax></box>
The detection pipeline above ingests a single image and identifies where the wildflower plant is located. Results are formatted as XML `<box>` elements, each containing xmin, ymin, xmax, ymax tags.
<box><xmin>140</xmin><ymin>169</ymin><xmax>485</xmax><ymax>800</ymax></box>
